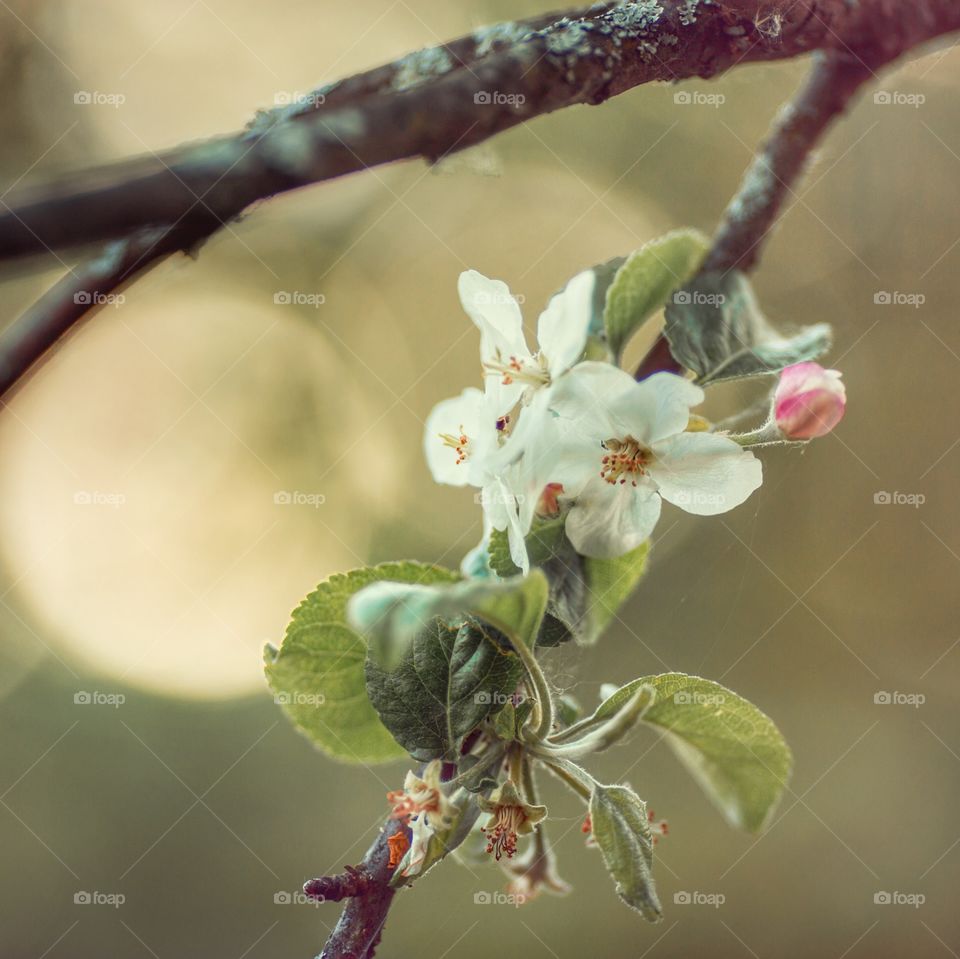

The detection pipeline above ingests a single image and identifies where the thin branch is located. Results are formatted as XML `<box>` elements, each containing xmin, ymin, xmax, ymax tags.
<box><xmin>634</xmin><ymin>24</ymin><xmax>945</xmax><ymax>380</ymax></box>
<box><xmin>305</xmin><ymin>817</ymin><xmax>405</xmax><ymax>959</ymax></box>
<box><xmin>0</xmin><ymin>226</ymin><xmax>182</xmax><ymax>398</ymax></box>
<box><xmin>703</xmin><ymin>51</ymin><xmax>875</xmax><ymax>275</ymax></box>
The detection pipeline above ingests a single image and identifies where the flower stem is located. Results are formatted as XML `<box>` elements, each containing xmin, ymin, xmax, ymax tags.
<box><xmin>509</xmin><ymin>637</ymin><xmax>555</xmax><ymax>743</ymax></box>
<box><xmin>539</xmin><ymin>757</ymin><xmax>598</xmax><ymax>802</ymax></box>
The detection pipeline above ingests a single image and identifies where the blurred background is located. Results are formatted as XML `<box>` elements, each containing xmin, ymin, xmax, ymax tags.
<box><xmin>0</xmin><ymin>0</ymin><xmax>958</xmax><ymax>956</ymax></box>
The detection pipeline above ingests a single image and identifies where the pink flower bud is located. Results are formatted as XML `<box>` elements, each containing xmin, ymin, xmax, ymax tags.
<box><xmin>774</xmin><ymin>362</ymin><xmax>846</xmax><ymax>440</ymax></box>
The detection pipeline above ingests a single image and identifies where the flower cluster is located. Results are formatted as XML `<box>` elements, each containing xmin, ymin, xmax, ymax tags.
<box><xmin>425</xmin><ymin>270</ymin><xmax>771</xmax><ymax>566</ymax></box>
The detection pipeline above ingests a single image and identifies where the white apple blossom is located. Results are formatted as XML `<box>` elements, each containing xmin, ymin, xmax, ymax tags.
<box><xmin>422</xmin><ymin>384</ymin><xmax>534</xmax><ymax>571</ymax></box>
<box><xmin>525</xmin><ymin>363</ymin><xmax>763</xmax><ymax>559</ymax></box>
<box><xmin>424</xmin><ymin>269</ymin><xmax>596</xmax><ymax>572</ymax></box>
<box><xmin>423</xmin><ymin>383</ymin><xmax>505</xmax><ymax>490</ymax></box>
<box><xmin>458</xmin><ymin>268</ymin><xmax>595</xmax><ymax>408</ymax></box>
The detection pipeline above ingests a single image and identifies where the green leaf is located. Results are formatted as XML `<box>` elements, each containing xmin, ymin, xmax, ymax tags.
<box><xmin>490</xmin><ymin>525</ymin><xmax>650</xmax><ymax>646</ymax></box>
<box><xmin>264</xmin><ymin>562</ymin><xmax>457</xmax><ymax>764</ymax></box>
<box><xmin>348</xmin><ymin>571</ymin><xmax>548</xmax><ymax>665</ymax></box>
<box><xmin>590</xmin><ymin>783</ymin><xmax>662</xmax><ymax>922</ymax></box>
<box><xmin>604</xmin><ymin>229</ymin><xmax>709</xmax><ymax>358</ymax></box>
<box><xmin>664</xmin><ymin>270</ymin><xmax>832</xmax><ymax>385</ymax></box>
<box><xmin>493</xmin><ymin>702</ymin><xmax>520</xmax><ymax>741</ymax></box>
<box><xmin>492</xmin><ymin>699</ymin><xmax>533</xmax><ymax>742</ymax></box>
<box><xmin>586</xmin><ymin>256</ymin><xmax>626</xmax><ymax>337</ymax></box>
<box><xmin>365</xmin><ymin>620</ymin><xmax>523</xmax><ymax>761</ymax></box>
<box><xmin>456</xmin><ymin>751</ymin><xmax>505</xmax><ymax>793</ymax></box>
<box><xmin>594</xmin><ymin>673</ymin><xmax>792</xmax><ymax>832</ymax></box>
<box><xmin>463</xmin><ymin>572</ymin><xmax>549</xmax><ymax>651</ymax></box>
<box><xmin>489</xmin><ymin>517</ymin><xmax>567</xmax><ymax>578</ymax></box>
<box><xmin>580</xmin><ymin>541</ymin><xmax>651</xmax><ymax>644</ymax></box>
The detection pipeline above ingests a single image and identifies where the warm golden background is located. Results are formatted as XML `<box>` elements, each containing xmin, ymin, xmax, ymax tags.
<box><xmin>1</xmin><ymin>1</ymin><xmax>958</xmax><ymax>956</ymax></box>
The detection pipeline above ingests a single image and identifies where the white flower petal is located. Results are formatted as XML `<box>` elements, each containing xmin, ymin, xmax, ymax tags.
<box><xmin>506</xmin><ymin>391</ymin><xmax>596</xmax><ymax>500</ymax></box>
<box><xmin>650</xmin><ymin>432</ymin><xmax>762</xmax><ymax>516</ymax></box>
<box><xmin>545</xmin><ymin>362</ymin><xmax>633</xmax><ymax>438</ymax></box>
<box><xmin>458</xmin><ymin>270</ymin><xmax>528</xmax><ymax>362</ymax></box>
<box><xmin>536</xmin><ymin>270</ymin><xmax>594</xmax><ymax>376</ymax></box>
<box><xmin>423</xmin><ymin>388</ymin><xmax>485</xmax><ymax>487</ymax></box>
<box><xmin>608</xmin><ymin>372</ymin><xmax>704</xmax><ymax>445</ymax></box>
<box><xmin>565</xmin><ymin>478</ymin><xmax>662</xmax><ymax>558</ymax></box>
<box><xmin>403</xmin><ymin>814</ymin><xmax>435</xmax><ymax>878</ymax></box>
<box><xmin>481</xmin><ymin>476</ymin><xmax>530</xmax><ymax>573</ymax></box>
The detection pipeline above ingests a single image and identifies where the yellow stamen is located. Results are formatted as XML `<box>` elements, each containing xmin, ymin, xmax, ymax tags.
<box><xmin>599</xmin><ymin>436</ymin><xmax>653</xmax><ymax>487</ymax></box>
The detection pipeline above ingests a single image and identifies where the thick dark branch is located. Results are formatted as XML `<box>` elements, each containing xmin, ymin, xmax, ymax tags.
<box><xmin>3</xmin><ymin>0</ymin><xmax>943</xmax><ymax>263</ymax></box>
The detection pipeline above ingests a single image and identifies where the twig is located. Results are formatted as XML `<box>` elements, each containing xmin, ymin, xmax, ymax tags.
<box><xmin>634</xmin><ymin>16</ymin><xmax>951</xmax><ymax>379</ymax></box>
<box><xmin>303</xmin><ymin>866</ymin><xmax>369</xmax><ymax>904</ymax></box>
<box><xmin>0</xmin><ymin>226</ymin><xmax>181</xmax><ymax>398</ymax></box>
<box><xmin>305</xmin><ymin>817</ymin><xmax>405</xmax><ymax>959</ymax></box>
<box><xmin>702</xmin><ymin>51</ymin><xmax>875</xmax><ymax>275</ymax></box>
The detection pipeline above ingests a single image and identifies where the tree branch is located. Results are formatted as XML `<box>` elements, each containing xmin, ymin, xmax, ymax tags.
<box><xmin>0</xmin><ymin>226</ymin><xmax>190</xmax><ymax>398</ymax></box>
<box><xmin>6</xmin><ymin>0</ymin><xmax>957</xmax><ymax>263</ymax></box>
<box><xmin>3</xmin><ymin>0</ymin><xmax>959</xmax><ymax>402</ymax></box>
<box><xmin>304</xmin><ymin>814</ymin><xmax>404</xmax><ymax>959</ymax></box>
<box><xmin>633</xmin><ymin>0</ymin><xmax>960</xmax><ymax>379</ymax></box>
<box><xmin>702</xmin><ymin>52</ymin><xmax>874</xmax><ymax>276</ymax></box>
